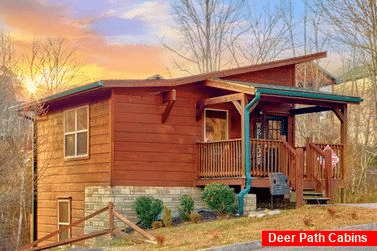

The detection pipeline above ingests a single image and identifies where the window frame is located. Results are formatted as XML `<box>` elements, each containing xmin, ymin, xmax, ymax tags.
<box><xmin>204</xmin><ymin>108</ymin><xmax>229</xmax><ymax>142</ymax></box>
<box><xmin>64</xmin><ymin>105</ymin><xmax>89</xmax><ymax>159</ymax></box>
<box><xmin>57</xmin><ymin>197</ymin><xmax>71</xmax><ymax>242</ymax></box>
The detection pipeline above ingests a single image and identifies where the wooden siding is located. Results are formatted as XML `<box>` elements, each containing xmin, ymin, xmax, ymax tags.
<box><xmin>111</xmin><ymin>88</ymin><xmax>204</xmax><ymax>187</ymax></box>
<box><xmin>225</xmin><ymin>65</ymin><xmax>296</xmax><ymax>86</ymax></box>
<box><xmin>36</xmin><ymin>99</ymin><xmax>111</xmax><ymax>242</ymax></box>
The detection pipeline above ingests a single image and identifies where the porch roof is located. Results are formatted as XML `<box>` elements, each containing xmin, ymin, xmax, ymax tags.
<box><xmin>208</xmin><ymin>79</ymin><xmax>363</xmax><ymax>104</ymax></box>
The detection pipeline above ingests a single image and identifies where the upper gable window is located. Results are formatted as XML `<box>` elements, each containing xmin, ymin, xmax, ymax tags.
<box><xmin>205</xmin><ymin>109</ymin><xmax>228</xmax><ymax>141</ymax></box>
<box><xmin>64</xmin><ymin>106</ymin><xmax>88</xmax><ymax>158</ymax></box>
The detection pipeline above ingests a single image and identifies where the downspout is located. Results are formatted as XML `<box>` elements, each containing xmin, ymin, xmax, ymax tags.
<box><xmin>238</xmin><ymin>91</ymin><xmax>261</xmax><ymax>215</ymax></box>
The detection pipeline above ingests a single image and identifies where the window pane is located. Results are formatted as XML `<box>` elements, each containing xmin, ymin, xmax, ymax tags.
<box><xmin>77</xmin><ymin>132</ymin><xmax>88</xmax><ymax>155</ymax></box>
<box><xmin>59</xmin><ymin>201</ymin><xmax>69</xmax><ymax>223</ymax></box>
<box><xmin>77</xmin><ymin>107</ymin><xmax>88</xmax><ymax>131</ymax></box>
<box><xmin>65</xmin><ymin>110</ymin><xmax>75</xmax><ymax>133</ymax></box>
<box><xmin>65</xmin><ymin>134</ymin><xmax>75</xmax><ymax>157</ymax></box>
<box><xmin>58</xmin><ymin>224</ymin><xmax>69</xmax><ymax>241</ymax></box>
<box><xmin>205</xmin><ymin>110</ymin><xmax>227</xmax><ymax>141</ymax></box>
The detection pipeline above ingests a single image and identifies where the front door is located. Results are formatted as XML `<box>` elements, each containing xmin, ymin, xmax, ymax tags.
<box><xmin>266</xmin><ymin>115</ymin><xmax>288</xmax><ymax>140</ymax></box>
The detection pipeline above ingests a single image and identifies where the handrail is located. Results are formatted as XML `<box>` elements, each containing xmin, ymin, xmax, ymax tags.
<box><xmin>19</xmin><ymin>203</ymin><xmax>156</xmax><ymax>251</ymax></box>
<box><xmin>308</xmin><ymin>142</ymin><xmax>325</xmax><ymax>157</ymax></box>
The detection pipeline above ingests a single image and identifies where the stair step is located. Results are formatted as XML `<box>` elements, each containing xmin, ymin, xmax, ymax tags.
<box><xmin>303</xmin><ymin>192</ymin><xmax>323</xmax><ymax>197</ymax></box>
<box><xmin>304</xmin><ymin>197</ymin><xmax>331</xmax><ymax>205</ymax></box>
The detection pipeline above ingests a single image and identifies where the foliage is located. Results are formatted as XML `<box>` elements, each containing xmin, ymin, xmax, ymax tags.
<box><xmin>189</xmin><ymin>212</ymin><xmax>202</xmax><ymax>224</ymax></box>
<box><xmin>162</xmin><ymin>206</ymin><xmax>173</xmax><ymax>227</ymax></box>
<box><xmin>201</xmin><ymin>183</ymin><xmax>236</xmax><ymax>214</ymax></box>
<box><xmin>152</xmin><ymin>221</ymin><xmax>162</xmax><ymax>229</ymax></box>
<box><xmin>178</xmin><ymin>194</ymin><xmax>194</xmax><ymax>221</ymax></box>
<box><xmin>134</xmin><ymin>196</ymin><xmax>163</xmax><ymax>228</ymax></box>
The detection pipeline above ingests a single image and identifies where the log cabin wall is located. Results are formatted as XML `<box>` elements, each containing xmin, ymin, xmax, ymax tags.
<box><xmin>111</xmin><ymin>87</ymin><xmax>206</xmax><ymax>187</ymax></box>
<box><xmin>36</xmin><ymin>97</ymin><xmax>111</xmax><ymax>242</ymax></box>
<box><xmin>224</xmin><ymin>65</ymin><xmax>296</xmax><ymax>86</ymax></box>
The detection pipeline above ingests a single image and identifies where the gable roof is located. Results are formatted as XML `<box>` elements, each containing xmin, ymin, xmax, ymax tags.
<box><xmin>18</xmin><ymin>51</ymin><xmax>328</xmax><ymax>108</ymax></box>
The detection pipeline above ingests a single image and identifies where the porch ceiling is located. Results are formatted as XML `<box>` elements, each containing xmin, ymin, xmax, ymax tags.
<box><xmin>206</xmin><ymin>79</ymin><xmax>363</xmax><ymax>106</ymax></box>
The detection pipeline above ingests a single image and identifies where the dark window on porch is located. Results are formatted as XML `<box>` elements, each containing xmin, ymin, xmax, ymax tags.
<box><xmin>205</xmin><ymin>109</ymin><xmax>228</xmax><ymax>141</ymax></box>
<box><xmin>266</xmin><ymin>116</ymin><xmax>288</xmax><ymax>140</ymax></box>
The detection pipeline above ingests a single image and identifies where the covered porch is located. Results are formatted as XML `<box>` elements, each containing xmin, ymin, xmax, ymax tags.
<box><xmin>195</xmin><ymin>79</ymin><xmax>362</xmax><ymax>205</ymax></box>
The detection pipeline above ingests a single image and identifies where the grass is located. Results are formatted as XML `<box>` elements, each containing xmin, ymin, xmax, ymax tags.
<box><xmin>104</xmin><ymin>205</ymin><xmax>377</xmax><ymax>250</ymax></box>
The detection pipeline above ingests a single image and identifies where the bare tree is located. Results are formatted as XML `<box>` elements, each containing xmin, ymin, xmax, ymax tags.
<box><xmin>314</xmin><ymin>0</ymin><xmax>377</xmax><ymax>114</ymax></box>
<box><xmin>22</xmin><ymin>37</ymin><xmax>84</xmax><ymax>97</ymax></box>
<box><xmin>166</xmin><ymin>0</ymin><xmax>247</xmax><ymax>74</ymax></box>
<box><xmin>227</xmin><ymin>0</ymin><xmax>291</xmax><ymax>65</ymax></box>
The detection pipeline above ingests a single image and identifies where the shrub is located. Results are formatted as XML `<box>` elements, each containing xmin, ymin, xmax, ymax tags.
<box><xmin>189</xmin><ymin>212</ymin><xmax>202</xmax><ymax>223</ymax></box>
<box><xmin>134</xmin><ymin>196</ymin><xmax>163</xmax><ymax>228</ymax></box>
<box><xmin>201</xmin><ymin>183</ymin><xmax>236</xmax><ymax>215</ymax></box>
<box><xmin>178</xmin><ymin>194</ymin><xmax>194</xmax><ymax>221</ymax></box>
<box><xmin>152</xmin><ymin>221</ymin><xmax>162</xmax><ymax>229</ymax></box>
<box><xmin>162</xmin><ymin>206</ymin><xmax>173</xmax><ymax>227</ymax></box>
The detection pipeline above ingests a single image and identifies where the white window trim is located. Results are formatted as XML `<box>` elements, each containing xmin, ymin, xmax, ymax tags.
<box><xmin>204</xmin><ymin>108</ymin><xmax>229</xmax><ymax>142</ymax></box>
<box><xmin>57</xmin><ymin>198</ymin><xmax>71</xmax><ymax>242</ymax></box>
<box><xmin>64</xmin><ymin>105</ymin><xmax>89</xmax><ymax>159</ymax></box>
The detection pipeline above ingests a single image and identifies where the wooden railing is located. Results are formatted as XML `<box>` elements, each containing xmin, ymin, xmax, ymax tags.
<box><xmin>19</xmin><ymin>203</ymin><xmax>156</xmax><ymax>251</ymax></box>
<box><xmin>197</xmin><ymin>137</ymin><xmax>296</xmax><ymax>179</ymax></box>
<box><xmin>197</xmin><ymin>139</ymin><xmax>242</xmax><ymax>178</ymax></box>
<box><xmin>250</xmin><ymin>138</ymin><xmax>295</xmax><ymax>178</ymax></box>
<box><xmin>315</xmin><ymin>143</ymin><xmax>343</xmax><ymax>179</ymax></box>
<box><xmin>305</xmin><ymin>138</ymin><xmax>344</xmax><ymax>180</ymax></box>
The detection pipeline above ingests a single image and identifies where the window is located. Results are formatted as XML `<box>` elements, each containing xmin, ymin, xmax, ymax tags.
<box><xmin>64</xmin><ymin>106</ymin><xmax>88</xmax><ymax>158</ymax></box>
<box><xmin>58</xmin><ymin>198</ymin><xmax>71</xmax><ymax>241</ymax></box>
<box><xmin>204</xmin><ymin>109</ymin><xmax>228</xmax><ymax>141</ymax></box>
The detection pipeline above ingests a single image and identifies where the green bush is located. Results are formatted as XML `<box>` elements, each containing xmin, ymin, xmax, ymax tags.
<box><xmin>189</xmin><ymin>212</ymin><xmax>202</xmax><ymax>223</ymax></box>
<box><xmin>201</xmin><ymin>183</ymin><xmax>236</xmax><ymax>215</ymax></box>
<box><xmin>162</xmin><ymin>206</ymin><xmax>173</xmax><ymax>227</ymax></box>
<box><xmin>134</xmin><ymin>196</ymin><xmax>163</xmax><ymax>228</ymax></box>
<box><xmin>178</xmin><ymin>194</ymin><xmax>194</xmax><ymax>221</ymax></box>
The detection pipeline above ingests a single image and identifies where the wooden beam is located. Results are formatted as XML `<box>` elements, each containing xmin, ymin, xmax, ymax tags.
<box><xmin>196</xmin><ymin>100</ymin><xmax>204</xmax><ymax>121</ymax></box>
<box><xmin>232</xmin><ymin>100</ymin><xmax>242</xmax><ymax>115</ymax></box>
<box><xmin>162</xmin><ymin>89</ymin><xmax>176</xmax><ymax>123</ymax></box>
<box><xmin>333</xmin><ymin>107</ymin><xmax>345</xmax><ymax>122</ymax></box>
<box><xmin>203</xmin><ymin>93</ymin><xmax>245</xmax><ymax>106</ymax></box>
<box><xmin>289</xmin><ymin>106</ymin><xmax>332</xmax><ymax>115</ymax></box>
<box><xmin>29</xmin><ymin>205</ymin><xmax>109</xmax><ymax>248</ymax></box>
<box><xmin>205</xmin><ymin>79</ymin><xmax>256</xmax><ymax>94</ymax></box>
<box><xmin>113</xmin><ymin>210</ymin><xmax>156</xmax><ymax>243</ymax></box>
<box><xmin>31</xmin><ymin>230</ymin><xmax>111</xmax><ymax>251</ymax></box>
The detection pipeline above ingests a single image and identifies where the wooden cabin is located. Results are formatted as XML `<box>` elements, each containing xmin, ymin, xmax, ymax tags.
<box><xmin>28</xmin><ymin>51</ymin><xmax>361</xmax><ymax>244</ymax></box>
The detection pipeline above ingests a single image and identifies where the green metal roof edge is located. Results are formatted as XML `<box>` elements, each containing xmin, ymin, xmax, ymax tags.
<box><xmin>41</xmin><ymin>81</ymin><xmax>105</xmax><ymax>103</ymax></box>
<box><xmin>258</xmin><ymin>87</ymin><xmax>363</xmax><ymax>103</ymax></box>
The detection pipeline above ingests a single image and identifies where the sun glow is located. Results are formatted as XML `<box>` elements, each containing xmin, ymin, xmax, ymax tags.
<box><xmin>24</xmin><ymin>78</ymin><xmax>37</xmax><ymax>94</ymax></box>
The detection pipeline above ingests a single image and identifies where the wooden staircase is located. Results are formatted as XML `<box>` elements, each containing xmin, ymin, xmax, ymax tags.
<box><xmin>303</xmin><ymin>189</ymin><xmax>330</xmax><ymax>205</ymax></box>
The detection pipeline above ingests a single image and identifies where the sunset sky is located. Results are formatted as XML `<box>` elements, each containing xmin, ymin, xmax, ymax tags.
<box><xmin>1</xmin><ymin>0</ymin><xmax>306</xmax><ymax>87</ymax></box>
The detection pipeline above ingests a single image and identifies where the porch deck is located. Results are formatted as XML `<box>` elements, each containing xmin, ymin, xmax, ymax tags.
<box><xmin>196</xmin><ymin>137</ymin><xmax>344</xmax><ymax>190</ymax></box>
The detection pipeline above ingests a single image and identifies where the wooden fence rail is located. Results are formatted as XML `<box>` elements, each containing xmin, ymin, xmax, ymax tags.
<box><xmin>18</xmin><ymin>203</ymin><xmax>156</xmax><ymax>251</ymax></box>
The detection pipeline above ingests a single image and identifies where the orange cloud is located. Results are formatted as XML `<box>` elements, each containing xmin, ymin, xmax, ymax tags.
<box><xmin>2</xmin><ymin>0</ymin><xmax>170</xmax><ymax>80</ymax></box>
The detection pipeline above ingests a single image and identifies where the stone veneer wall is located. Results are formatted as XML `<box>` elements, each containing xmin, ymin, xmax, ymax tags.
<box><xmin>84</xmin><ymin>186</ymin><xmax>207</xmax><ymax>237</ymax></box>
<box><xmin>84</xmin><ymin>186</ymin><xmax>256</xmax><ymax>244</ymax></box>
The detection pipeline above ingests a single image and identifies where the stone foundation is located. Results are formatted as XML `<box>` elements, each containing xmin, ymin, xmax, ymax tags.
<box><xmin>84</xmin><ymin>186</ymin><xmax>256</xmax><ymax>244</ymax></box>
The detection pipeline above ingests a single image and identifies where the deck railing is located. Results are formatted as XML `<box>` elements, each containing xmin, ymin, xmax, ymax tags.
<box><xmin>197</xmin><ymin>139</ymin><xmax>242</xmax><ymax>178</ymax></box>
<box><xmin>250</xmin><ymin>138</ymin><xmax>295</xmax><ymax>178</ymax></box>
<box><xmin>197</xmin><ymin>137</ymin><xmax>343</xmax><ymax>183</ymax></box>
<box><xmin>197</xmin><ymin>138</ymin><xmax>296</xmax><ymax>179</ymax></box>
<box><xmin>305</xmin><ymin>139</ymin><xmax>344</xmax><ymax>180</ymax></box>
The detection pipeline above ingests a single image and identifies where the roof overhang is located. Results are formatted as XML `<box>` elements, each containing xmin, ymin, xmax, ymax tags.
<box><xmin>205</xmin><ymin>79</ymin><xmax>363</xmax><ymax>105</ymax></box>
